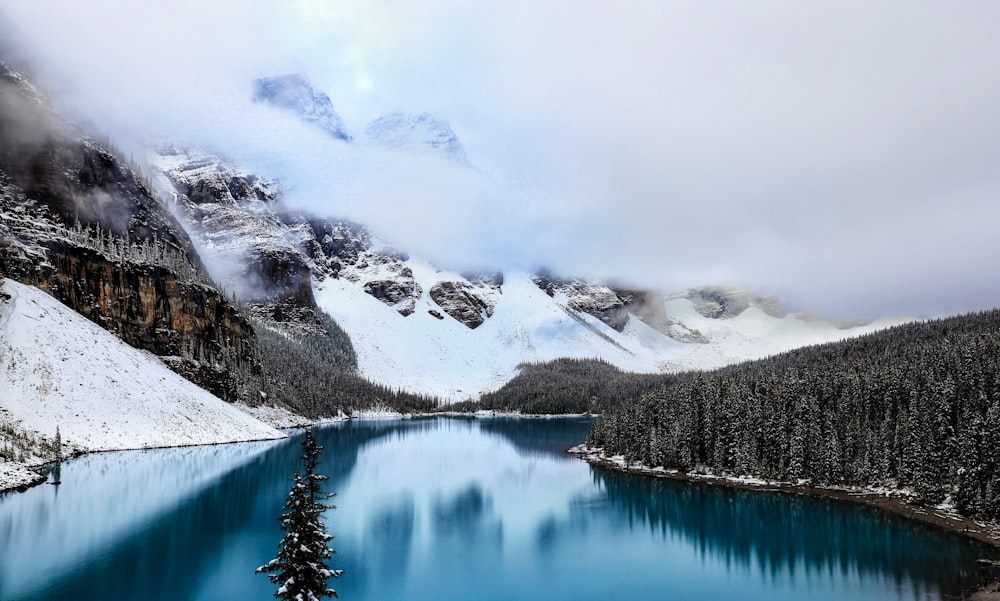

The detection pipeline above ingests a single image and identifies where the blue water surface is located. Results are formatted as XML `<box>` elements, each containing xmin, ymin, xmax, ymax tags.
<box><xmin>0</xmin><ymin>416</ymin><xmax>991</xmax><ymax>600</ymax></box>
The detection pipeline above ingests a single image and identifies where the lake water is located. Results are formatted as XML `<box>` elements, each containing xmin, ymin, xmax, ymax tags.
<box><xmin>0</xmin><ymin>417</ymin><xmax>993</xmax><ymax>600</ymax></box>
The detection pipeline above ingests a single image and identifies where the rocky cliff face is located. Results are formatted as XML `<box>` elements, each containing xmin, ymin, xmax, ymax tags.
<box><xmin>0</xmin><ymin>62</ymin><xmax>257</xmax><ymax>402</ymax></box>
<box><xmin>152</xmin><ymin>146</ymin><xmax>317</xmax><ymax>311</ymax></box>
<box><xmin>528</xmin><ymin>273</ymin><xmax>711</xmax><ymax>342</ymax></box>
<box><xmin>429</xmin><ymin>281</ymin><xmax>495</xmax><ymax>329</ymax></box>
<box><xmin>152</xmin><ymin>146</ymin><xmax>432</xmax><ymax>319</ymax></box>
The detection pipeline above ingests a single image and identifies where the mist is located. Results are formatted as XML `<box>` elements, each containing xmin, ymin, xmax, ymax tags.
<box><xmin>3</xmin><ymin>1</ymin><xmax>1000</xmax><ymax>320</ymax></box>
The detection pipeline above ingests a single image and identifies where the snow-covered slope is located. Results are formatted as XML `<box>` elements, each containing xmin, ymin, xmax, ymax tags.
<box><xmin>314</xmin><ymin>266</ymin><xmax>908</xmax><ymax>401</ymax></box>
<box><xmin>0</xmin><ymin>280</ymin><xmax>285</xmax><ymax>453</ymax></box>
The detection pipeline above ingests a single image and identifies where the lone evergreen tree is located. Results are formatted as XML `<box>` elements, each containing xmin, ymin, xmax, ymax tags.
<box><xmin>257</xmin><ymin>429</ymin><xmax>344</xmax><ymax>600</ymax></box>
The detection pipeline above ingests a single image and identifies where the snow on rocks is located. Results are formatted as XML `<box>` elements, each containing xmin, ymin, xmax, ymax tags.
<box><xmin>0</xmin><ymin>279</ymin><xmax>285</xmax><ymax>459</ymax></box>
<box><xmin>349</xmin><ymin>406</ymin><xmax>410</xmax><ymax>419</ymax></box>
<box><xmin>0</xmin><ymin>460</ymin><xmax>44</xmax><ymax>492</ymax></box>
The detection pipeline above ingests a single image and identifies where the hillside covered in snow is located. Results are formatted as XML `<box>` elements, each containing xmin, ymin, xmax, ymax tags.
<box><xmin>0</xmin><ymin>279</ymin><xmax>284</xmax><ymax>463</ymax></box>
<box><xmin>314</xmin><ymin>270</ymin><xmax>907</xmax><ymax>401</ymax></box>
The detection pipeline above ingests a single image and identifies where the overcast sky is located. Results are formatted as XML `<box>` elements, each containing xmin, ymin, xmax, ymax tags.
<box><xmin>3</xmin><ymin>0</ymin><xmax>1000</xmax><ymax>319</ymax></box>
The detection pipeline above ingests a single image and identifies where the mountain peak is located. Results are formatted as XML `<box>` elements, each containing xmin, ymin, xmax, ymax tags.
<box><xmin>252</xmin><ymin>74</ymin><xmax>351</xmax><ymax>141</ymax></box>
<box><xmin>364</xmin><ymin>112</ymin><xmax>469</xmax><ymax>165</ymax></box>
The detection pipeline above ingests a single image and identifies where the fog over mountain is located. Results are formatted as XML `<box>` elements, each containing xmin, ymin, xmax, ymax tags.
<box><xmin>3</xmin><ymin>1</ymin><xmax>1000</xmax><ymax>320</ymax></box>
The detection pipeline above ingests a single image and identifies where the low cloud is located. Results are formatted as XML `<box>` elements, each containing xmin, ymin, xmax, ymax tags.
<box><xmin>4</xmin><ymin>1</ymin><xmax>1000</xmax><ymax>320</ymax></box>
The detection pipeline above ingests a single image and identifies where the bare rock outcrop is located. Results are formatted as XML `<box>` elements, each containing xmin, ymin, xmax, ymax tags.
<box><xmin>429</xmin><ymin>281</ymin><xmax>495</xmax><ymax>329</ymax></box>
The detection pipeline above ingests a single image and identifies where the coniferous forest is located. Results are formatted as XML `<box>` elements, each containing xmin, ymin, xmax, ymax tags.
<box><xmin>252</xmin><ymin>311</ymin><xmax>439</xmax><ymax>418</ymax></box>
<box><xmin>587</xmin><ymin>309</ymin><xmax>1000</xmax><ymax>521</ymax></box>
<box><xmin>478</xmin><ymin>358</ymin><xmax>671</xmax><ymax>414</ymax></box>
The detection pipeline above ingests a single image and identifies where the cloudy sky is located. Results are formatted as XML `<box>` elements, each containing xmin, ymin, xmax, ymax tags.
<box><xmin>3</xmin><ymin>0</ymin><xmax>1000</xmax><ymax>319</ymax></box>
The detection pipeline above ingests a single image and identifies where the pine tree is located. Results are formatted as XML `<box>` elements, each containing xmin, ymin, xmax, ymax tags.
<box><xmin>257</xmin><ymin>429</ymin><xmax>344</xmax><ymax>600</ymax></box>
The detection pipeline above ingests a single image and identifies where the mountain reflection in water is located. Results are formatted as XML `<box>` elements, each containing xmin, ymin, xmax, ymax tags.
<box><xmin>0</xmin><ymin>417</ymin><xmax>990</xmax><ymax>601</ymax></box>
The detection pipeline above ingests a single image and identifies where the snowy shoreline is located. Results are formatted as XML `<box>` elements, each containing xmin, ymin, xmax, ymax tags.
<box><xmin>570</xmin><ymin>444</ymin><xmax>1000</xmax><ymax>552</ymax></box>
<box><xmin>0</xmin><ymin>460</ymin><xmax>46</xmax><ymax>492</ymax></box>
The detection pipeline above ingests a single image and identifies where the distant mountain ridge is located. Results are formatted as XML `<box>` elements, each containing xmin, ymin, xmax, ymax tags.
<box><xmin>252</xmin><ymin>73</ymin><xmax>472</xmax><ymax>165</ymax></box>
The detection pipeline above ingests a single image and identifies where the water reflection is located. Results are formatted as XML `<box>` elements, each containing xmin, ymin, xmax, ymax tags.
<box><xmin>0</xmin><ymin>417</ymin><xmax>992</xmax><ymax>601</ymax></box>
<box><xmin>587</xmin><ymin>467</ymin><xmax>992</xmax><ymax>599</ymax></box>
<box><xmin>365</xmin><ymin>495</ymin><xmax>415</xmax><ymax>586</ymax></box>
<box><xmin>476</xmin><ymin>416</ymin><xmax>594</xmax><ymax>458</ymax></box>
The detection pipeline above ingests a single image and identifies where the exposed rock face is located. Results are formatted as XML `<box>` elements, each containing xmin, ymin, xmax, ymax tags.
<box><xmin>532</xmin><ymin>273</ymin><xmax>630</xmax><ymax>332</ymax></box>
<box><xmin>365</xmin><ymin>112</ymin><xmax>470</xmax><ymax>165</ymax></box>
<box><xmin>151</xmin><ymin>146</ymin><xmax>426</xmax><ymax>318</ymax></box>
<box><xmin>364</xmin><ymin>278</ymin><xmax>421</xmax><ymax>316</ymax></box>
<box><xmin>253</xmin><ymin>74</ymin><xmax>351</xmax><ymax>141</ymax></box>
<box><xmin>156</xmin><ymin>144</ymin><xmax>277</xmax><ymax>207</ymax></box>
<box><xmin>429</xmin><ymin>281</ymin><xmax>495</xmax><ymax>329</ymax></box>
<box><xmin>152</xmin><ymin>146</ymin><xmax>314</xmax><ymax>307</ymax></box>
<box><xmin>293</xmin><ymin>216</ymin><xmax>371</xmax><ymax>279</ymax></box>
<box><xmin>681</xmin><ymin>286</ymin><xmax>787</xmax><ymax>319</ymax></box>
<box><xmin>0</xmin><ymin>70</ymin><xmax>195</xmax><ymax>250</ymax></box>
<box><xmin>0</xmin><ymin>63</ymin><xmax>255</xmax><ymax>402</ymax></box>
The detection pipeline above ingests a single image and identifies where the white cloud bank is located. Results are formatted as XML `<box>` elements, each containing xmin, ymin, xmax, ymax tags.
<box><xmin>3</xmin><ymin>0</ymin><xmax>1000</xmax><ymax>319</ymax></box>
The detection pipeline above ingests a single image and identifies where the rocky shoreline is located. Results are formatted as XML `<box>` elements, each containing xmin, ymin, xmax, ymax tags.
<box><xmin>570</xmin><ymin>444</ymin><xmax>1000</xmax><ymax>552</ymax></box>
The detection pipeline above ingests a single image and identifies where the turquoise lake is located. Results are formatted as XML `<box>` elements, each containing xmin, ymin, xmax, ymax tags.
<box><xmin>0</xmin><ymin>417</ymin><xmax>993</xmax><ymax>600</ymax></box>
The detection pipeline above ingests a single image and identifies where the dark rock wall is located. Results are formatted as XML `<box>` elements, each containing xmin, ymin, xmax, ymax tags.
<box><xmin>0</xmin><ymin>63</ymin><xmax>256</xmax><ymax>402</ymax></box>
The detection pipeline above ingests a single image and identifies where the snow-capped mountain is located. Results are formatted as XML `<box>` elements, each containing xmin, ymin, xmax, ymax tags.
<box><xmin>2</xmin><ymin>57</ymin><xmax>910</xmax><ymax>431</ymax></box>
<box><xmin>253</xmin><ymin>73</ymin><xmax>469</xmax><ymax>165</ymax></box>
<box><xmin>364</xmin><ymin>112</ymin><xmax>470</xmax><ymax>165</ymax></box>
<box><xmin>149</xmin><ymin>146</ymin><xmax>908</xmax><ymax>402</ymax></box>
<box><xmin>253</xmin><ymin>73</ymin><xmax>352</xmax><ymax>141</ymax></box>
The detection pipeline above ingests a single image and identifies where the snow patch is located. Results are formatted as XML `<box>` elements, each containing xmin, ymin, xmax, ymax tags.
<box><xmin>0</xmin><ymin>460</ymin><xmax>44</xmax><ymax>492</ymax></box>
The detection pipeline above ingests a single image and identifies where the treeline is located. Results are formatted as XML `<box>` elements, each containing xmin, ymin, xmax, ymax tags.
<box><xmin>478</xmin><ymin>358</ymin><xmax>672</xmax><ymax>414</ymax></box>
<box><xmin>253</xmin><ymin>311</ymin><xmax>438</xmax><ymax>417</ymax></box>
<box><xmin>588</xmin><ymin>310</ymin><xmax>1000</xmax><ymax>521</ymax></box>
<box><xmin>63</xmin><ymin>219</ymin><xmax>210</xmax><ymax>285</ymax></box>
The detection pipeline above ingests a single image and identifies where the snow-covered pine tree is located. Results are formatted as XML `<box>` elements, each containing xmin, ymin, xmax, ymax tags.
<box><xmin>257</xmin><ymin>429</ymin><xmax>344</xmax><ymax>600</ymax></box>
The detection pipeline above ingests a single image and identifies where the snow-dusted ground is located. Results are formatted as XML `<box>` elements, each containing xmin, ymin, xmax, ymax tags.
<box><xmin>0</xmin><ymin>280</ymin><xmax>284</xmax><ymax>467</ymax></box>
<box><xmin>0</xmin><ymin>460</ymin><xmax>44</xmax><ymax>491</ymax></box>
<box><xmin>315</xmin><ymin>268</ymin><xmax>908</xmax><ymax>401</ymax></box>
